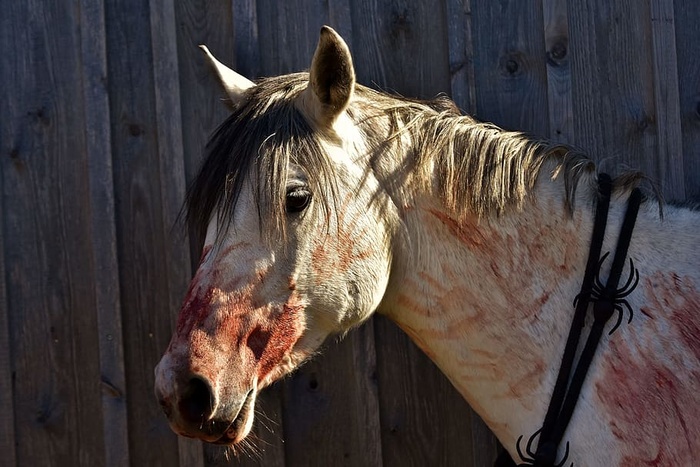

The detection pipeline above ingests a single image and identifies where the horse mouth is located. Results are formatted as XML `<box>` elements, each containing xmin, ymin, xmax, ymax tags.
<box><xmin>211</xmin><ymin>388</ymin><xmax>255</xmax><ymax>445</ymax></box>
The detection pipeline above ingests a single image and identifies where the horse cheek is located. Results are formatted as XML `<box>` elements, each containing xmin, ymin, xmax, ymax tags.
<box><xmin>254</xmin><ymin>295</ymin><xmax>306</xmax><ymax>383</ymax></box>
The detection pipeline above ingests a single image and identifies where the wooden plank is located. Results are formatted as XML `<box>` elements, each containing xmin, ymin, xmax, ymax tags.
<box><xmin>0</xmin><ymin>116</ymin><xmax>17</xmax><ymax>467</ymax></box>
<box><xmin>104</xmin><ymin>0</ymin><xmax>181</xmax><ymax>464</ymax></box>
<box><xmin>349</xmin><ymin>0</ymin><xmax>451</xmax><ymax>98</ymax></box>
<box><xmin>148</xmin><ymin>0</ymin><xmax>204</xmax><ymax>465</ymax></box>
<box><xmin>328</xmin><ymin>0</ymin><xmax>354</xmax><ymax>49</ymax></box>
<box><xmin>568</xmin><ymin>0</ymin><xmax>657</xmax><ymax>175</ymax></box>
<box><xmin>543</xmin><ymin>0</ymin><xmax>574</xmax><ymax>143</ymax></box>
<box><xmin>672</xmin><ymin>0</ymin><xmax>700</xmax><ymax>201</ymax></box>
<box><xmin>79</xmin><ymin>0</ymin><xmax>130</xmax><ymax>465</ymax></box>
<box><xmin>1</xmin><ymin>1</ymin><xmax>106</xmax><ymax>465</ymax></box>
<box><xmin>256</xmin><ymin>0</ymin><xmax>329</xmax><ymax>75</ymax></box>
<box><xmin>453</xmin><ymin>0</ymin><xmax>550</xmax><ymax>464</ymax></box>
<box><xmin>446</xmin><ymin>0</ymin><xmax>477</xmax><ymax>114</ymax></box>
<box><xmin>281</xmin><ymin>326</ymin><xmax>382</xmax><ymax>466</ymax></box>
<box><xmin>227</xmin><ymin>3</ymin><xmax>272</xmax><ymax>462</ymax></box>
<box><xmin>232</xmin><ymin>0</ymin><xmax>261</xmax><ymax>79</ymax></box>
<box><xmin>0</xmin><ymin>3</ymin><xmax>18</xmax><ymax>466</ymax></box>
<box><xmin>174</xmin><ymin>0</ymin><xmax>234</xmax><ymax>266</ymax></box>
<box><xmin>471</xmin><ymin>0</ymin><xmax>550</xmax><ymax>136</ymax></box>
<box><xmin>649</xmin><ymin>0</ymin><xmax>685</xmax><ymax>200</ymax></box>
<box><xmin>174</xmin><ymin>0</ymin><xmax>234</xmax><ymax>186</ymax></box>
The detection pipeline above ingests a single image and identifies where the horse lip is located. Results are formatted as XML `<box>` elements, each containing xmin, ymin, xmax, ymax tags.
<box><xmin>212</xmin><ymin>388</ymin><xmax>255</xmax><ymax>445</ymax></box>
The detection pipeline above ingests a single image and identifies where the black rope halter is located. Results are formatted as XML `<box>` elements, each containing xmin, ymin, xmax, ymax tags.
<box><xmin>496</xmin><ymin>173</ymin><xmax>643</xmax><ymax>467</ymax></box>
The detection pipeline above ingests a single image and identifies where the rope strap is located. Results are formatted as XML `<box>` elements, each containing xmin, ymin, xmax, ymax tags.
<box><xmin>502</xmin><ymin>174</ymin><xmax>642</xmax><ymax>467</ymax></box>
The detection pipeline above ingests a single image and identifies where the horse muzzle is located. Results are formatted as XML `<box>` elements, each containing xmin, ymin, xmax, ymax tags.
<box><xmin>154</xmin><ymin>356</ymin><xmax>257</xmax><ymax>444</ymax></box>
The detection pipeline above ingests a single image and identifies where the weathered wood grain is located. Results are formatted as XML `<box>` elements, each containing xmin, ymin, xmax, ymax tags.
<box><xmin>0</xmin><ymin>103</ymin><xmax>17</xmax><ymax>467</ymax></box>
<box><xmin>233</xmin><ymin>0</ymin><xmax>261</xmax><ymax>78</ymax></box>
<box><xmin>543</xmin><ymin>0</ymin><xmax>574</xmax><ymax>143</ymax></box>
<box><xmin>672</xmin><ymin>0</ymin><xmax>700</xmax><ymax>201</ymax></box>
<box><xmin>0</xmin><ymin>2</ymin><xmax>18</xmax><ymax>465</ymax></box>
<box><xmin>448</xmin><ymin>1</ymin><xmax>505</xmax><ymax>465</ymax></box>
<box><xmin>149</xmin><ymin>0</ymin><xmax>205</xmax><ymax>465</ymax></box>
<box><xmin>173</xmin><ymin>0</ymin><xmax>235</xmax><ymax>287</ymax></box>
<box><xmin>348</xmin><ymin>1</ymin><xmax>494</xmax><ymax>465</ymax></box>
<box><xmin>282</xmin><ymin>327</ymin><xmax>382</xmax><ymax>467</ymax></box>
<box><xmin>328</xmin><ymin>0</ymin><xmax>355</xmax><ymax>50</ymax></box>
<box><xmin>174</xmin><ymin>0</ymin><xmax>234</xmax><ymax>190</ymax></box>
<box><xmin>446</xmin><ymin>0</ymin><xmax>477</xmax><ymax>114</ymax></box>
<box><xmin>80</xmin><ymin>0</ymin><xmax>130</xmax><ymax>465</ymax></box>
<box><xmin>1</xmin><ymin>1</ymin><xmax>106</xmax><ymax>465</ymax></box>
<box><xmin>568</xmin><ymin>0</ymin><xmax>657</xmax><ymax>175</ymax></box>
<box><xmin>256</xmin><ymin>0</ymin><xmax>328</xmax><ymax>75</ymax></box>
<box><xmin>350</xmin><ymin>0</ymin><xmax>451</xmax><ymax>97</ymax></box>
<box><xmin>471</xmin><ymin>0</ymin><xmax>550</xmax><ymax>136</ymax></box>
<box><xmin>105</xmin><ymin>0</ymin><xmax>181</xmax><ymax>464</ymax></box>
<box><xmin>649</xmin><ymin>0</ymin><xmax>685</xmax><ymax>201</ymax></box>
<box><xmin>375</xmin><ymin>316</ymin><xmax>490</xmax><ymax>466</ymax></box>
<box><xmin>464</xmin><ymin>2</ymin><xmax>551</xmax><ymax>460</ymax></box>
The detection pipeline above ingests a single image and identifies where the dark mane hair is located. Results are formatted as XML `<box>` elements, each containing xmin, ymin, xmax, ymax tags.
<box><xmin>186</xmin><ymin>72</ymin><xmax>647</xmax><ymax>246</ymax></box>
<box><xmin>186</xmin><ymin>73</ymin><xmax>334</xmax><ymax>245</ymax></box>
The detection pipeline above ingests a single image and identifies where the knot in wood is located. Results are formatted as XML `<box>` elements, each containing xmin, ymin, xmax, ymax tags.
<box><xmin>499</xmin><ymin>52</ymin><xmax>524</xmax><ymax>77</ymax></box>
<box><xmin>547</xmin><ymin>39</ymin><xmax>568</xmax><ymax>67</ymax></box>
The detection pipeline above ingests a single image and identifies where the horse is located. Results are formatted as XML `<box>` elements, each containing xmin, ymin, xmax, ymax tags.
<box><xmin>154</xmin><ymin>26</ymin><xmax>700</xmax><ymax>466</ymax></box>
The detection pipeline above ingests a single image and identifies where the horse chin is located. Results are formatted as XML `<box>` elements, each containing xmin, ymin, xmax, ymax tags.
<box><xmin>204</xmin><ymin>387</ymin><xmax>257</xmax><ymax>445</ymax></box>
<box><xmin>223</xmin><ymin>387</ymin><xmax>257</xmax><ymax>444</ymax></box>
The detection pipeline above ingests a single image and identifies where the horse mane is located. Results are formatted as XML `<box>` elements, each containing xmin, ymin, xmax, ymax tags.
<box><xmin>185</xmin><ymin>72</ymin><xmax>648</xmax><ymax>246</ymax></box>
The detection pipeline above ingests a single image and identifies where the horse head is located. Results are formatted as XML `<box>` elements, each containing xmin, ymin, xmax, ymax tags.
<box><xmin>154</xmin><ymin>26</ymin><xmax>397</xmax><ymax>445</ymax></box>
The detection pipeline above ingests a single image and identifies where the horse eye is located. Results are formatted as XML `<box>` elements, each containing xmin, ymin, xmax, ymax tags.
<box><xmin>285</xmin><ymin>187</ymin><xmax>312</xmax><ymax>213</ymax></box>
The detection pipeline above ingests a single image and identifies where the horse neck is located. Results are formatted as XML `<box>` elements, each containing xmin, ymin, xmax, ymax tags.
<box><xmin>377</xmin><ymin>157</ymin><xmax>598</xmax><ymax>445</ymax></box>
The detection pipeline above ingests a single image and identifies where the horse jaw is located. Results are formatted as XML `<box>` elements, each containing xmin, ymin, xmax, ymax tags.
<box><xmin>199</xmin><ymin>45</ymin><xmax>254</xmax><ymax>108</ymax></box>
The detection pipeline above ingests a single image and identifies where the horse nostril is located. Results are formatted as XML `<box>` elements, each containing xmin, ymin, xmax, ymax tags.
<box><xmin>178</xmin><ymin>377</ymin><xmax>214</xmax><ymax>425</ymax></box>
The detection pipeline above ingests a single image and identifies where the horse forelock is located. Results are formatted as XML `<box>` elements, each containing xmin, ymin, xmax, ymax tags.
<box><xmin>185</xmin><ymin>72</ymin><xmax>341</xmax><ymax>247</ymax></box>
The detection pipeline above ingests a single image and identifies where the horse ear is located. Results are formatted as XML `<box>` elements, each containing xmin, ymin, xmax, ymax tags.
<box><xmin>199</xmin><ymin>45</ymin><xmax>254</xmax><ymax>108</ymax></box>
<box><xmin>306</xmin><ymin>26</ymin><xmax>356</xmax><ymax>124</ymax></box>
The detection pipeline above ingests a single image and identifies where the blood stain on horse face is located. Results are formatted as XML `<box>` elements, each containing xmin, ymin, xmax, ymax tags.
<box><xmin>255</xmin><ymin>294</ymin><xmax>305</xmax><ymax>382</ymax></box>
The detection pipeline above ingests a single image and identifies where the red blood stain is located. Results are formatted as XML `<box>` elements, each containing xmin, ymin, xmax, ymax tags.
<box><xmin>165</xmin><ymin>239</ymin><xmax>307</xmax><ymax>409</ymax></box>
<box><xmin>311</xmin><ymin>197</ymin><xmax>373</xmax><ymax>279</ymax></box>
<box><xmin>655</xmin><ymin>273</ymin><xmax>700</xmax><ymax>362</ymax></box>
<box><xmin>175</xmin><ymin>282</ymin><xmax>214</xmax><ymax>338</ymax></box>
<box><xmin>256</xmin><ymin>294</ymin><xmax>305</xmax><ymax>381</ymax></box>
<box><xmin>220</xmin><ymin>241</ymin><xmax>250</xmax><ymax>257</ymax></box>
<box><xmin>428</xmin><ymin>209</ymin><xmax>486</xmax><ymax>249</ymax></box>
<box><xmin>597</xmin><ymin>341</ymin><xmax>698</xmax><ymax>466</ymax></box>
<box><xmin>428</xmin><ymin>207</ymin><xmax>581</xmax><ymax>278</ymax></box>
<box><xmin>595</xmin><ymin>272</ymin><xmax>700</xmax><ymax>466</ymax></box>
<box><xmin>173</xmin><ymin>245</ymin><xmax>218</xmax><ymax>339</ymax></box>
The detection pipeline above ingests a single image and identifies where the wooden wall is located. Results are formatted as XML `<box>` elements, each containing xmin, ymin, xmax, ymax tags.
<box><xmin>1</xmin><ymin>0</ymin><xmax>698</xmax><ymax>466</ymax></box>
